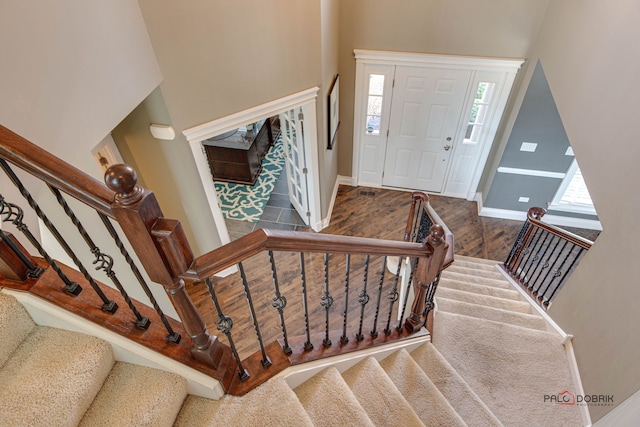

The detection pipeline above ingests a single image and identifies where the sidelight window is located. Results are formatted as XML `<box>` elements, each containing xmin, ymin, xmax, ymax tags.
<box><xmin>464</xmin><ymin>82</ymin><xmax>495</xmax><ymax>143</ymax></box>
<box><xmin>365</xmin><ymin>74</ymin><xmax>385</xmax><ymax>135</ymax></box>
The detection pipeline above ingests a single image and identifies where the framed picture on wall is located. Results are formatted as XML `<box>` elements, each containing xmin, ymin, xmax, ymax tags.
<box><xmin>328</xmin><ymin>74</ymin><xmax>340</xmax><ymax>149</ymax></box>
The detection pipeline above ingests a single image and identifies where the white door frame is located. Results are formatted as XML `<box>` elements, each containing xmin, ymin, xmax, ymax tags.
<box><xmin>183</xmin><ymin>87</ymin><xmax>323</xmax><ymax>249</ymax></box>
<box><xmin>352</xmin><ymin>50</ymin><xmax>523</xmax><ymax>199</ymax></box>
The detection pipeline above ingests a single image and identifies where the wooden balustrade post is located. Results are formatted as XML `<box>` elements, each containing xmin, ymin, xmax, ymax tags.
<box><xmin>104</xmin><ymin>164</ymin><xmax>224</xmax><ymax>368</ymax></box>
<box><xmin>405</xmin><ymin>224</ymin><xmax>447</xmax><ymax>333</ymax></box>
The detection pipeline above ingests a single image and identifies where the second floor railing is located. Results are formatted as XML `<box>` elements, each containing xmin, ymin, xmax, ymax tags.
<box><xmin>502</xmin><ymin>207</ymin><xmax>593</xmax><ymax>309</ymax></box>
<box><xmin>0</xmin><ymin>124</ymin><xmax>451</xmax><ymax>395</ymax></box>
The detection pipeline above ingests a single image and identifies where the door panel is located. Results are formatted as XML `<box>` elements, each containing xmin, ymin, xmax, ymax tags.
<box><xmin>383</xmin><ymin>67</ymin><xmax>471</xmax><ymax>192</ymax></box>
<box><xmin>280</xmin><ymin>108</ymin><xmax>310</xmax><ymax>225</ymax></box>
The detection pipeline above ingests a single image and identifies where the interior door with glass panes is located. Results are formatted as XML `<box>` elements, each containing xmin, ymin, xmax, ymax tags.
<box><xmin>279</xmin><ymin>108</ymin><xmax>310</xmax><ymax>225</ymax></box>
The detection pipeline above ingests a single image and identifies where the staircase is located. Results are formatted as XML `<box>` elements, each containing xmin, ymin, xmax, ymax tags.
<box><xmin>0</xmin><ymin>256</ymin><xmax>584</xmax><ymax>426</ymax></box>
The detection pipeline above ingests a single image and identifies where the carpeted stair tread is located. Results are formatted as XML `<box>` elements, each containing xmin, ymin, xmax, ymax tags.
<box><xmin>175</xmin><ymin>377</ymin><xmax>314</xmax><ymax>427</ymax></box>
<box><xmin>294</xmin><ymin>366</ymin><xmax>374</xmax><ymax>427</ymax></box>
<box><xmin>380</xmin><ymin>349</ymin><xmax>467</xmax><ymax>427</ymax></box>
<box><xmin>0</xmin><ymin>292</ymin><xmax>36</xmax><ymax>367</ymax></box>
<box><xmin>450</xmin><ymin>258</ymin><xmax>501</xmax><ymax>273</ymax></box>
<box><xmin>435</xmin><ymin>297</ymin><xmax>548</xmax><ymax>331</ymax></box>
<box><xmin>80</xmin><ymin>362</ymin><xmax>188</xmax><ymax>427</ymax></box>
<box><xmin>432</xmin><ymin>311</ymin><xmax>582</xmax><ymax>426</ymax></box>
<box><xmin>342</xmin><ymin>357</ymin><xmax>424</xmax><ymax>427</ymax></box>
<box><xmin>0</xmin><ymin>326</ymin><xmax>114</xmax><ymax>426</ymax></box>
<box><xmin>436</xmin><ymin>287</ymin><xmax>534</xmax><ymax>314</ymax></box>
<box><xmin>411</xmin><ymin>343</ymin><xmax>503</xmax><ymax>427</ymax></box>
<box><xmin>447</xmin><ymin>264</ymin><xmax>506</xmax><ymax>281</ymax></box>
<box><xmin>455</xmin><ymin>255</ymin><xmax>502</xmax><ymax>266</ymax></box>
<box><xmin>441</xmin><ymin>270</ymin><xmax>513</xmax><ymax>289</ymax></box>
<box><xmin>439</xmin><ymin>277</ymin><xmax>523</xmax><ymax>300</ymax></box>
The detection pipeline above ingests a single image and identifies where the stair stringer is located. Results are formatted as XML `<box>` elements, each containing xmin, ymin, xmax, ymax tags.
<box><xmin>274</xmin><ymin>329</ymin><xmax>431</xmax><ymax>390</ymax></box>
<box><xmin>2</xmin><ymin>288</ymin><xmax>224</xmax><ymax>400</ymax></box>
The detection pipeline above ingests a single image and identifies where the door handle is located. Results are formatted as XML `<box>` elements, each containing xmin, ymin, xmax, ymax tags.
<box><xmin>444</xmin><ymin>145</ymin><xmax>451</xmax><ymax>151</ymax></box>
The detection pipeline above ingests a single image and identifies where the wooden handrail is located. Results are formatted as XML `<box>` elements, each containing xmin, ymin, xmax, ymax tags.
<box><xmin>526</xmin><ymin>207</ymin><xmax>593</xmax><ymax>250</ymax></box>
<box><xmin>182</xmin><ymin>228</ymin><xmax>434</xmax><ymax>281</ymax></box>
<box><xmin>0</xmin><ymin>125</ymin><xmax>115</xmax><ymax>216</ymax></box>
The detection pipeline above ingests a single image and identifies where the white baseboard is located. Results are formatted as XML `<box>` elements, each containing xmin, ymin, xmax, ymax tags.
<box><xmin>495</xmin><ymin>267</ymin><xmax>591</xmax><ymax>426</ymax></box>
<box><xmin>2</xmin><ymin>288</ymin><xmax>225</xmax><ymax>400</ymax></box>
<box><xmin>475</xmin><ymin>193</ymin><xmax>602</xmax><ymax>231</ymax></box>
<box><xmin>321</xmin><ymin>175</ymin><xmax>353</xmax><ymax>229</ymax></box>
<box><xmin>275</xmin><ymin>330</ymin><xmax>430</xmax><ymax>390</ymax></box>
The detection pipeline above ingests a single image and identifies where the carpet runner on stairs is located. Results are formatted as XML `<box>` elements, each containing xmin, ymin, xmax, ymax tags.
<box><xmin>0</xmin><ymin>255</ymin><xmax>584</xmax><ymax>426</ymax></box>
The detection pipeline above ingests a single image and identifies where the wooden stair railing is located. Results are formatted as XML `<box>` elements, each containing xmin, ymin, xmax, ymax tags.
<box><xmin>0</xmin><ymin>124</ymin><xmax>451</xmax><ymax>395</ymax></box>
<box><xmin>502</xmin><ymin>207</ymin><xmax>593</xmax><ymax>309</ymax></box>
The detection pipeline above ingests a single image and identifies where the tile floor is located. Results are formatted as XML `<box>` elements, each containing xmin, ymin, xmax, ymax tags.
<box><xmin>224</xmin><ymin>166</ymin><xmax>308</xmax><ymax>241</ymax></box>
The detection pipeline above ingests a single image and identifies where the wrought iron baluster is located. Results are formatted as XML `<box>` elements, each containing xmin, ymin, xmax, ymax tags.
<box><xmin>0</xmin><ymin>160</ymin><xmax>116</xmax><ymax>313</ymax></box>
<box><xmin>0</xmin><ymin>197</ymin><xmax>80</xmax><ymax>294</ymax></box>
<box><xmin>205</xmin><ymin>277</ymin><xmax>249</xmax><ymax>381</ymax></box>
<box><xmin>505</xmin><ymin>220</ymin><xmax>530</xmax><ymax>270</ymax></box>
<box><xmin>299</xmin><ymin>252</ymin><xmax>313</xmax><ymax>351</ymax></box>
<box><xmin>268</xmin><ymin>251</ymin><xmax>291</xmax><ymax>355</ymax></box>
<box><xmin>0</xmin><ymin>229</ymin><xmax>44</xmax><ymax>278</ymax></box>
<box><xmin>356</xmin><ymin>255</ymin><xmax>370</xmax><ymax>341</ymax></box>
<box><xmin>519</xmin><ymin>229</ymin><xmax>543</xmax><ymax>282</ymax></box>
<box><xmin>321</xmin><ymin>253</ymin><xmax>333</xmax><ymax>347</ymax></box>
<box><xmin>98</xmin><ymin>214</ymin><xmax>180</xmax><ymax>342</ymax></box>
<box><xmin>397</xmin><ymin>258</ymin><xmax>418</xmax><ymax>331</ymax></box>
<box><xmin>534</xmin><ymin>237</ymin><xmax>565</xmax><ymax>296</ymax></box>
<box><xmin>384</xmin><ymin>256</ymin><xmax>403</xmax><ymax>335</ymax></box>
<box><xmin>537</xmin><ymin>240</ymin><xmax>571</xmax><ymax>304</ymax></box>
<box><xmin>238</xmin><ymin>262</ymin><xmax>271</xmax><ymax>368</ymax></box>
<box><xmin>340</xmin><ymin>253</ymin><xmax>351</xmax><ymax>344</ymax></box>
<box><xmin>528</xmin><ymin>231</ymin><xmax>552</xmax><ymax>291</ymax></box>
<box><xmin>421</xmin><ymin>273</ymin><xmax>442</xmax><ymax>328</ymax></box>
<box><xmin>48</xmin><ymin>186</ymin><xmax>149</xmax><ymax>328</ymax></box>
<box><xmin>370</xmin><ymin>256</ymin><xmax>387</xmax><ymax>338</ymax></box>
<box><xmin>543</xmin><ymin>246</ymin><xmax>585</xmax><ymax>307</ymax></box>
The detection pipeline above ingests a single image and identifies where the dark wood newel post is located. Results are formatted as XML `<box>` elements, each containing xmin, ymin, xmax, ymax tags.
<box><xmin>104</xmin><ymin>164</ymin><xmax>224</xmax><ymax>368</ymax></box>
<box><xmin>405</xmin><ymin>224</ymin><xmax>447</xmax><ymax>333</ymax></box>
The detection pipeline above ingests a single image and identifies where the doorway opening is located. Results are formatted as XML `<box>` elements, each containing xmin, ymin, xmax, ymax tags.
<box><xmin>183</xmin><ymin>88</ymin><xmax>322</xmax><ymax>246</ymax></box>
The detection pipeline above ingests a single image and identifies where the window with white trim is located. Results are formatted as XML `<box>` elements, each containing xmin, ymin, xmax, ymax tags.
<box><xmin>549</xmin><ymin>159</ymin><xmax>597</xmax><ymax>215</ymax></box>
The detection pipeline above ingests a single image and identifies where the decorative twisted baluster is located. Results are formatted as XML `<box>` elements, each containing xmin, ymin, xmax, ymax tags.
<box><xmin>533</xmin><ymin>236</ymin><xmax>564</xmax><ymax>296</ymax></box>
<box><xmin>0</xmin><ymin>197</ymin><xmax>80</xmax><ymax>294</ymax></box>
<box><xmin>421</xmin><ymin>273</ymin><xmax>442</xmax><ymax>328</ymax></box>
<box><xmin>48</xmin><ymin>186</ymin><xmax>149</xmax><ymax>328</ymax></box>
<box><xmin>0</xmin><ymin>159</ymin><xmax>116</xmax><ymax>312</ymax></box>
<box><xmin>543</xmin><ymin>247</ymin><xmax>585</xmax><ymax>307</ymax></box>
<box><xmin>340</xmin><ymin>253</ymin><xmax>351</xmax><ymax>344</ymax></box>
<box><xmin>268</xmin><ymin>251</ymin><xmax>291</xmax><ymax>355</ymax></box>
<box><xmin>356</xmin><ymin>255</ymin><xmax>370</xmax><ymax>341</ymax></box>
<box><xmin>505</xmin><ymin>219</ymin><xmax>530</xmax><ymax>268</ymax></box>
<box><xmin>321</xmin><ymin>253</ymin><xmax>333</xmax><ymax>347</ymax></box>
<box><xmin>205</xmin><ymin>277</ymin><xmax>248</xmax><ymax>381</ymax></box>
<box><xmin>0</xmin><ymin>229</ymin><xmax>44</xmax><ymax>278</ymax></box>
<box><xmin>370</xmin><ymin>256</ymin><xmax>387</xmax><ymax>338</ymax></box>
<box><xmin>238</xmin><ymin>262</ymin><xmax>271</xmax><ymax>368</ymax></box>
<box><xmin>299</xmin><ymin>252</ymin><xmax>313</xmax><ymax>351</ymax></box>
<box><xmin>384</xmin><ymin>257</ymin><xmax>403</xmax><ymax>335</ymax></box>
<box><xmin>527</xmin><ymin>232</ymin><xmax>552</xmax><ymax>290</ymax></box>
<box><xmin>98</xmin><ymin>213</ymin><xmax>180</xmax><ymax>341</ymax></box>
<box><xmin>396</xmin><ymin>258</ymin><xmax>418</xmax><ymax>331</ymax></box>
<box><xmin>537</xmin><ymin>240</ymin><xmax>570</xmax><ymax>302</ymax></box>
<box><xmin>519</xmin><ymin>229</ymin><xmax>543</xmax><ymax>282</ymax></box>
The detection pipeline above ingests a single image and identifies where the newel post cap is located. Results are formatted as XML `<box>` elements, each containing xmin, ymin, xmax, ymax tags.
<box><xmin>105</xmin><ymin>164</ymin><xmax>144</xmax><ymax>206</ymax></box>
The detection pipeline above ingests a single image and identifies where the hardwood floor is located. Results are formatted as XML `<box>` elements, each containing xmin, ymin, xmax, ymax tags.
<box><xmin>186</xmin><ymin>185</ymin><xmax>600</xmax><ymax>362</ymax></box>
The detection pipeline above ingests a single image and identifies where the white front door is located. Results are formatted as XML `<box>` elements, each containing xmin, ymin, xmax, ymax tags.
<box><xmin>382</xmin><ymin>66</ymin><xmax>472</xmax><ymax>192</ymax></box>
<box><xmin>280</xmin><ymin>107</ymin><xmax>310</xmax><ymax>226</ymax></box>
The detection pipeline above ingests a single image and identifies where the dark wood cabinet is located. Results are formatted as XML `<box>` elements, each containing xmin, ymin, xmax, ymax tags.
<box><xmin>204</xmin><ymin>117</ymin><xmax>278</xmax><ymax>185</ymax></box>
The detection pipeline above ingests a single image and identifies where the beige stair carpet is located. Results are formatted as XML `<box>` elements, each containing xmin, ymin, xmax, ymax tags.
<box><xmin>412</xmin><ymin>343</ymin><xmax>503</xmax><ymax>427</ymax></box>
<box><xmin>441</xmin><ymin>270</ymin><xmax>513</xmax><ymax>289</ymax></box>
<box><xmin>342</xmin><ymin>357</ymin><xmax>424</xmax><ymax>427</ymax></box>
<box><xmin>435</xmin><ymin>297</ymin><xmax>548</xmax><ymax>331</ymax></box>
<box><xmin>175</xmin><ymin>377</ymin><xmax>314</xmax><ymax>427</ymax></box>
<box><xmin>446</xmin><ymin>264</ymin><xmax>507</xmax><ymax>281</ymax></box>
<box><xmin>0</xmin><ymin>292</ymin><xmax>36</xmax><ymax>367</ymax></box>
<box><xmin>0</xmin><ymin>326</ymin><xmax>114</xmax><ymax>426</ymax></box>
<box><xmin>439</xmin><ymin>277</ymin><xmax>523</xmax><ymax>300</ymax></box>
<box><xmin>80</xmin><ymin>362</ymin><xmax>188</xmax><ymax>427</ymax></box>
<box><xmin>379</xmin><ymin>349</ymin><xmax>466</xmax><ymax>427</ymax></box>
<box><xmin>436</xmin><ymin>287</ymin><xmax>534</xmax><ymax>314</ymax></box>
<box><xmin>433</xmin><ymin>311</ymin><xmax>582</xmax><ymax>426</ymax></box>
<box><xmin>294</xmin><ymin>366</ymin><xmax>375</xmax><ymax>427</ymax></box>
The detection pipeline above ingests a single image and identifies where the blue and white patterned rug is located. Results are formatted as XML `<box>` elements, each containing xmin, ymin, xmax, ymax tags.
<box><xmin>215</xmin><ymin>137</ymin><xmax>285</xmax><ymax>222</ymax></box>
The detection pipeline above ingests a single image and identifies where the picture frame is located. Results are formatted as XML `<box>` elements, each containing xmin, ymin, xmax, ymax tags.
<box><xmin>327</xmin><ymin>74</ymin><xmax>340</xmax><ymax>149</ymax></box>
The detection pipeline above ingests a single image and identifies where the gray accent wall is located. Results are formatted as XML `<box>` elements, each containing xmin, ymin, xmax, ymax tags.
<box><xmin>483</xmin><ymin>61</ymin><xmax>598</xmax><ymax>220</ymax></box>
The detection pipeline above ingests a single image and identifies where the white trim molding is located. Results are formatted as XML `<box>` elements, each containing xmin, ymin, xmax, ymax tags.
<box><xmin>353</xmin><ymin>50</ymin><xmax>524</xmax><ymax>72</ymax></box>
<box><xmin>497</xmin><ymin>166</ymin><xmax>566</xmax><ymax>179</ymax></box>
